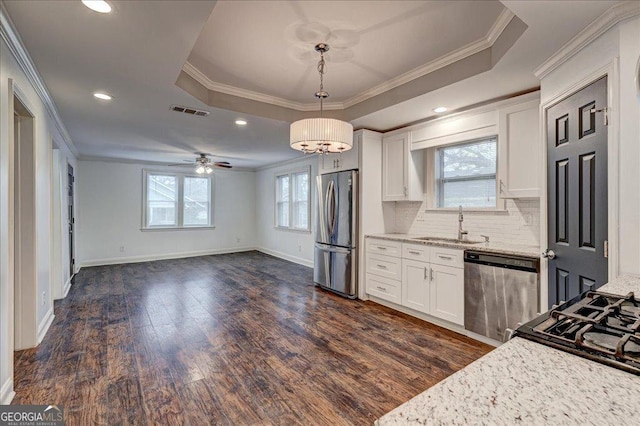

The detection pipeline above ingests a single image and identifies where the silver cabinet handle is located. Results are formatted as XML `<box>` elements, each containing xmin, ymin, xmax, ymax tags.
<box><xmin>404</xmin><ymin>186</ymin><xmax>408</xmax><ymax>196</ymax></box>
<box><xmin>377</xmin><ymin>246</ymin><xmax>387</xmax><ymax>250</ymax></box>
<box><xmin>423</xmin><ymin>267</ymin><xmax>427</xmax><ymax>280</ymax></box>
<box><xmin>376</xmin><ymin>286</ymin><xmax>387</xmax><ymax>292</ymax></box>
<box><xmin>409</xmin><ymin>250</ymin><xmax>421</xmax><ymax>255</ymax></box>
<box><xmin>430</xmin><ymin>268</ymin><xmax>434</xmax><ymax>281</ymax></box>
<box><xmin>377</xmin><ymin>264</ymin><xmax>387</xmax><ymax>269</ymax></box>
<box><xmin>438</xmin><ymin>255</ymin><xmax>452</xmax><ymax>260</ymax></box>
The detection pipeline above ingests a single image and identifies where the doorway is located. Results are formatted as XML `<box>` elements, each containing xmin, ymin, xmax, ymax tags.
<box><xmin>13</xmin><ymin>94</ymin><xmax>38</xmax><ymax>350</ymax></box>
<box><xmin>545</xmin><ymin>76</ymin><xmax>608</xmax><ymax>306</ymax></box>
<box><xmin>67</xmin><ymin>164</ymin><xmax>75</xmax><ymax>277</ymax></box>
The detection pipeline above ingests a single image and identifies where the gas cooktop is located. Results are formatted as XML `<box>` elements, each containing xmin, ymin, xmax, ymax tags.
<box><xmin>513</xmin><ymin>290</ymin><xmax>640</xmax><ymax>375</ymax></box>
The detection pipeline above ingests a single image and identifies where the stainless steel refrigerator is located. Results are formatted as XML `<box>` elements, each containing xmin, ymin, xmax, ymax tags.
<box><xmin>314</xmin><ymin>169</ymin><xmax>358</xmax><ymax>298</ymax></box>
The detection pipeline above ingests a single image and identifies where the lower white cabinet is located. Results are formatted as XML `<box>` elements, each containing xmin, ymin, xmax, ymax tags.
<box><xmin>430</xmin><ymin>264</ymin><xmax>464</xmax><ymax>325</ymax></box>
<box><xmin>367</xmin><ymin>238</ymin><xmax>464</xmax><ymax>327</ymax></box>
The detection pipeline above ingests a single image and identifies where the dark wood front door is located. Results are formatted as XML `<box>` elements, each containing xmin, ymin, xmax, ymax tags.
<box><xmin>546</xmin><ymin>76</ymin><xmax>608</xmax><ymax>307</ymax></box>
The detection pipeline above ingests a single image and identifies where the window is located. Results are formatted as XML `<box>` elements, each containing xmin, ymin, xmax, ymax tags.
<box><xmin>143</xmin><ymin>171</ymin><xmax>213</xmax><ymax>229</ymax></box>
<box><xmin>436</xmin><ymin>137</ymin><xmax>497</xmax><ymax>208</ymax></box>
<box><xmin>275</xmin><ymin>168</ymin><xmax>310</xmax><ymax>231</ymax></box>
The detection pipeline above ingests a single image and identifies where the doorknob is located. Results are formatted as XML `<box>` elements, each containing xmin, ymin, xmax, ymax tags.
<box><xmin>542</xmin><ymin>249</ymin><xmax>556</xmax><ymax>260</ymax></box>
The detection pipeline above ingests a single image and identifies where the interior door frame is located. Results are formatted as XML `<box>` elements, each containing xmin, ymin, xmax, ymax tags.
<box><xmin>539</xmin><ymin>59</ymin><xmax>620</xmax><ymax>311</ymax></box>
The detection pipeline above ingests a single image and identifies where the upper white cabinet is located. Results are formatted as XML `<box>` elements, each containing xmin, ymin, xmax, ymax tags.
<box><xmin>382</xmin><ymin>132</ymin><xmax>423</xmax><ymax>201</ymax></box>
<box><xmin>318</xmin><ymin>134</ymin><xmax>359</xmax><ymax>174</ymax></box>
<box><xmin>497</xmin><ymin>99</ymin><xmax>541</xmax><ymax>198</ymax></box>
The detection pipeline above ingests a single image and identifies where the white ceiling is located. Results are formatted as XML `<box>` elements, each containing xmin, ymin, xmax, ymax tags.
<box><xmin>3</xmin><ymin>0</ymin><xmax>623</xmax><ymax>169</ymax></box>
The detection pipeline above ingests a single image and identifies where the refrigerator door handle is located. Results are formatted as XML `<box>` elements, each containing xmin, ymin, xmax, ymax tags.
<box><xmin>315</xmin><ymin>243</ymin><xmax>350</xmax><ymax>254</ymax></box>
<box><xmin>327</xmin><ymin>179</ymin><xmax>336</xmax><ymax>238</ymax></box>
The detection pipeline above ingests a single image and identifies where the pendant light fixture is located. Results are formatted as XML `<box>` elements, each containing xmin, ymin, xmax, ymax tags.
<box><xmin>290</xmin><ymin>43</ymin><xmax>353</xmax><ymax>154</ymax></box>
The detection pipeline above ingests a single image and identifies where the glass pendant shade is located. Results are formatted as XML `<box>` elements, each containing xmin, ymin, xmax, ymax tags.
<box><xmin>290</xmin><ymin>117</ymin><xmax>353</xmax><ymax>154</ymax></box>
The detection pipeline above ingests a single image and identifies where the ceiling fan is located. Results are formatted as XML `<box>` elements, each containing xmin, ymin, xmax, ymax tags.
<box><xmin>166</xmin><ymin>153</ymin><xmax>232</xmax><ymax>174</ymax></box>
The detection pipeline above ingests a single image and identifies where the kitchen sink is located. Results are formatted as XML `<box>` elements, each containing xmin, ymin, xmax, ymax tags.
<box><xmin>412</xmin><ymin>236</ymin><xmax>484</xmax><ymax>244</ymax></box>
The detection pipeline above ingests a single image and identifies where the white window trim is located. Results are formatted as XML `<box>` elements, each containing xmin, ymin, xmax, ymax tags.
<box><xmin>274</xmin><ymin>166</ymin><xmax>311</xmax><ymax>233</ymax></box>
<box><xmin>141</xmin><ymin>169</ymin><xmax>215</xmax><ymax>230</ymax></box>
<box><xmin>425</xmin><ymin>136</ymin><xmax>505</xmax><ymax>211</ymax></box>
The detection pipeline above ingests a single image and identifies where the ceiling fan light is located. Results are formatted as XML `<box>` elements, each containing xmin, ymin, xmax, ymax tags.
<box><xmin>290</xmin><ymin>118</ymin><xmax>353</xmax><ymax>154</ymax></box>
<box><xmin>205</xmin><ymin>166</ymin><xmax>213</xmax><ymax>174</ymax></box>
<box><xmin>195</xmin><ymin>165</ymin><xmax>205</xmax><ymax>174</ymax></box>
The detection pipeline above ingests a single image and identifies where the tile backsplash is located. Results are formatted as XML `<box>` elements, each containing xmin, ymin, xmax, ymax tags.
<box><xmin>395</xmin><ymin>199</ymin><xmax>541</xmax><ymax>247</ymax></box>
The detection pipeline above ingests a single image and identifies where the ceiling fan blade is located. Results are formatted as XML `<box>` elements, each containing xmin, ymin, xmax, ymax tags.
<box><xmin>166</xmin><ymin>163</ymin><xmax>193</xmax><ymax>166</ymax></box>
<box><xmin>214</xmin><ymin>161</ymin><xmax>230</xmax><ymax>165</ymax></box>
<box><xmin>214</xmin><ymin>162</ymin><xmax>232</xmax><ymax>169</ymax></box>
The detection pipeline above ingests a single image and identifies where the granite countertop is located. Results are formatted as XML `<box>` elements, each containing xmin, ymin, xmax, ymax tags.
<box><xmin>366</xmin><ymin>233</ymin><xmax>541</xmax><ymax>258</ymax></box>
<box><xmin>376</xmin><ymin>275</ymin><xmax>640</xmax><ymax>425</ymax></box>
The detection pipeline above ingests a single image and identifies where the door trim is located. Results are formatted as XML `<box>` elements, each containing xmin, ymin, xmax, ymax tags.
<box><xmin>539</xmin><ymin>59</ymin><xmax>620</xmax><ymax>310</ymax></box>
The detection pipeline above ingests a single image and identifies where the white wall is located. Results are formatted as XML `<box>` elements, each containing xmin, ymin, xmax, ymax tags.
<box><xmin>255</xmin><ymin>156</ymin><xmax>317</xmax><ymax>267</ymax></box>
<box><xmin>395</xmin><ymin>199</ymin><xmax>540</xmax><ymax>246</ymax></box>
<box><xmin>76</xmin><ymin>161</ymin><xmax>256</xmax><ymax>266</ymax></box>
<box><xmin>540</xmin><ymin>16</ymin><xmax>640</xmax><ymax>276</ymax></box>
<box><xmin>1</xmin><ymin>32</ymin><xmax>74</xmax><ymax>401</ymax></box>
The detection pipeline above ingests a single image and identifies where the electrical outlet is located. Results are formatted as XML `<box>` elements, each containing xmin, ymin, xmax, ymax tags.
<box><xmin>41</xmin><ymin>291</ymin><xmax>46</xmax><ymax>306</ymax></box>
<box><xmin>119</xmin><ymin>246</ymin><xmax>125</xmax><ymax>252</ymax></box>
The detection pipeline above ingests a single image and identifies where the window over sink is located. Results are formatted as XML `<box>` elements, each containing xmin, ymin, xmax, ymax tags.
<box><xmin>435</xmin><ymin>137</ymin><xmax>498</xmax><ymax>208</ymax></box>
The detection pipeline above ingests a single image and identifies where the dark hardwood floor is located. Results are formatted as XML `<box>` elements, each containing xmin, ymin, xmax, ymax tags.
<box><xmin>13</xmin><ymin>251</ymin><xmax>492</xmax><ymax>425</ymax></box>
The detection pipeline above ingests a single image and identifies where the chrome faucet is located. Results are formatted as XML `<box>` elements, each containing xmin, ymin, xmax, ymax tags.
<box><xmin>457</xmin><ymin>205</ymin><xmax>468</xmax><ymax>240</ymax></box>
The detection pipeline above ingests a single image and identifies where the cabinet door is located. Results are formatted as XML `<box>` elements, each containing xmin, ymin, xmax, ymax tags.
<box><xmin>402</xmin><ymin>259</ymin><xmax>430</xmax><ymax>313</ymax></box>
<box><xmin>318</xmin><ymin>135</ymin><xmax>359</xmax><ymax>174</ymax></box>
<box><xmin>498</xmin><ymin>99</ymin><xmax>540</xmax><ymax>198</ymax></box>
<box><xmin>382</xmin><ymin>134</ymin><xmax>407</xmax><ymax>201</ymax></box>
<box><xmin>429</xmin><ymin>264</ymin><xmax>464</xmax><ymax>325</ymax></box>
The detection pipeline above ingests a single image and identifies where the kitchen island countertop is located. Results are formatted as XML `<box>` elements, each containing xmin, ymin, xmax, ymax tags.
<box><xmin>366</xmin><ymin>233</ymin><xmax>541</xmax><ymax>258</ymax></box>
<box><xmin>376</xmin><ymin>275</ymin><xmax>640</xmax><ymax>425</ymax></box>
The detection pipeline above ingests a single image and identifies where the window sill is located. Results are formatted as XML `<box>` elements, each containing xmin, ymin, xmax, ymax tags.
<box><xmin>274</xmin><ymin>226</ymin><xmax>312</xmax><ymax>234</ymax></box>
<box><xmin>140</xmin><ymin>226</ymin><xmax>216</xmax><ymax>232</ymax></box>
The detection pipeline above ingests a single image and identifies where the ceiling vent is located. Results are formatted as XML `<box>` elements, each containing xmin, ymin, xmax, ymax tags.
<box><xmin>170</xmin><ymin>105</ymin><xmax>210</xmax><ymax>117</ymax></box>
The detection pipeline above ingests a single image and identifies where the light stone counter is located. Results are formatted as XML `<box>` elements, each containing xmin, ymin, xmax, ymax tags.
<box><xmin>376</xmin><ymin>275</ymin><xmax>640</xmax><ymax>425</ymax></box>
<box><xmin>366</xmin><ymin>233</ymin><xmax>541</xmax><ymax>258</ymax></box>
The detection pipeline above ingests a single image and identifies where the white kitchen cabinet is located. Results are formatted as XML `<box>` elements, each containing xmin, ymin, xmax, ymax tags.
<box><xmin>318</xmin><ymin>133</ymin><xmax>359</xmax><ymax>174</ymax></box>
<box><xmin>402</xmin><ymin>258</ymin><xmax>430</xmax><ymax>313</ymax></box>
<box><xmin>498</xmin><ymin>98</ymin><xmax>541</xmax><ymax>198</ymax></box>
<box><xmin>382</xmin><ymin>132</ymin><xmax>423</xmax><ymax>201</ymax></box>
<box><xmin>429</xmin><ymin>263</ymin><xmax>464</xmax><ymax>326</ymax></box>
<box><xmin>367</xmin><ymin>239</ymin><xmax>464</xmax><ymax>327</ymax></box>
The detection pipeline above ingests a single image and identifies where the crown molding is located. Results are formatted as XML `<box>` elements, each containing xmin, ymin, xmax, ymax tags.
<box><xmin>535</xmin><ymin>1</ymin><xmax>640</xmax><ymax>79</ymax></box>
<box><xmin>0</xmin><ymin>1</ymin><xmax>78</xmax><ymax>157</ymax></box>
<box><xmin>182</xmin><ymin>62</ymin><xmax>344</xmax><ymax>112</ymax></box>
<box><xmin>183</xmin><ymin>7</ymin><xmax>515</xmax><ymax>112</ymax></box>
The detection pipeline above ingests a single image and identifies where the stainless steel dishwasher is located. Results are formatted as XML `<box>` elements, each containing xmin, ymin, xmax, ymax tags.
<box><xmin>464</xmin><ymin>251</ymin><xmax>539</xmax><ymax>342</ymax></box>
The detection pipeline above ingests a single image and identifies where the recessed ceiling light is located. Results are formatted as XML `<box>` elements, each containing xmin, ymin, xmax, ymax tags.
<box><xmin>235</xmin><ymin>119</ymin><xmax>247</xmax><ymax>126</ymax></box>
<box><xmin>82</xmin><ymin>0</ymin><xmax>112</xmax><ymax>14</ymax></box>
<box><xmin>93</xmin><ymin>92</ymin><xmax>112</xmax><ymax>100</ymax></box>
<box><xmin>433</xmin><ymin>106</ymin><xmax>447</xmax><ymax>113</ymax></box>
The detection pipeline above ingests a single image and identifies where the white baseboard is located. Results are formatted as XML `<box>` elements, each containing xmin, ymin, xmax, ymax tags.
<box><xmin>257</xmin><ymin>247</ymin><xmax>313</xmax><ymax>268</ymax></box>
<box><xmin>37</xmin><ymin>307</ymin><xmax>55</xmax><ymax>344</ymax></box>
<box><xmin>79</xmin><ymin>246</ymin><xmax>257</xmax><ymax>268</ymax></box>
<box><xmin>1</xmin><ymin>377</ymin><xmax>15</xmax><ymax>405</ymax></box>
<box><xmin>62</xmin><ymin>275</ymin><xmax>72</xmax><ymax>298</ymax></box>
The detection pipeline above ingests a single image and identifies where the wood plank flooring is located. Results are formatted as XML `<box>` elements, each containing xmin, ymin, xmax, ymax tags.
<box><xmin>13</xmin><ymin>251</ymin><xmax>492</xmax><ymax>425</ymax></box>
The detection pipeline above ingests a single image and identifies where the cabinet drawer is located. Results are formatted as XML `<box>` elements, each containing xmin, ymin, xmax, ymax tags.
<box><xmin>366</xmin><ymin>273</ymin><xmax>401</xmax><ymax>304</ymax></box>
<box><xmin>366</xmin><ymin>239</ymin><xmax>402</xmax><ymax>257</ymax></box>
<box><xmin>430</xmin><ymin>246</ymin><xmax>463</xmax><ymax>268</ymax></box>
<box><xmin>402</xmin><ymin>243</ymin><xmax>429</xmax><ymax>262</ymax></box>
<box><xmin>366</xmin><ymin>253</ymin><xmax>401</xmax><ymax>280</ymax></box>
